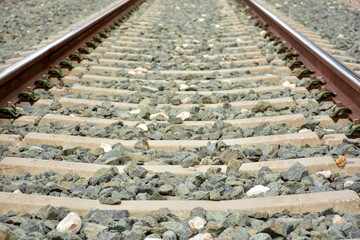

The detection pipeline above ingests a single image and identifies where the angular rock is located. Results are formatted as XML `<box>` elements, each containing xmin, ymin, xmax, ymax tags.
<box><xmin>344</xmin><ymin>180</ymin><xmax>354</xmax><ymax>188</ymax></box>
<box><xmin>128</xmin><ymin>166</ymin><xmax>148</xmax><ymax>178</ymax></box>
<box><xmin>335</xmin><ymin>156</ymin><xmax>346</xmax><ymax>168</ymax></box>
<box><xmin>332</xmin><ymin>215</ymin><xmax>346</xmax><ymax>224</ymax></box>
<box><xmin>162</xmin><ymin>230</ymin><xmax>177</xmax><ymax>240</ymax></box>
<box><xmin>252</xmin><ymin>101</ymin><xmax>271</xmax><ymax>113</ymax></box>
<box><xmin>189</xmin><ymin>233</ymin><xmax>212</xmax><ymax>240</ymax></box>
<box><xmin>315</xmin><ymin>170</ymin><xmax>331</xmax><ymax>179</ymax></box>
<box><xmin>46</xmin><ymin>230</ymin><xmax>81</xmax><ymax>240</ymax></box>
<box><xmin>150</xmin><ymin>112</ymin><xmax>169</xmax><ymax>121</ymax></box>
<box><xmin>94</xmin><ymin>167</ymin><xmax>119</xmax><ymax>184</ymax></box>
<box><xmin>121</xmin><ymin>229</ymin><xmax>145</xmax><ymax>240</ymax></box>
<box><xmin>188</xmin><ymin>216</ymin><xmax>207</xmax><ymax>230</ymax></box>
<box><xmin>160</xmin><ymin>221</ymin><xmax>185</xmax><ymax>237</ymax></box>
<box><xmin>56</xmin><ymin>212</ymin><xmax>81</xmax><ymax>233</ymax></box>
<box><xmin>176</xmin><ymin>111</ymin><xmax>190</xmax><ymax>121</ymax></box>
<box><xmin>226</xmin><ymin>159</ymin><xmax>241</xmax><ymax>173</ymax></box>
<box><xmin>83</xmin><ymin>223</ymin><xmax>108</xmax><ymax>240</ymax></box>
<box><xmin>134</xmin><ymin>138</ymin><xmax>150</xmax><ymax>151</ymax></box>
<box><xmin>99</xmin><ymin>145</ymin><xmax>129</xmax><ymax>165</ymax></box>
<box><xmin>169</xmin><ymin>117</ymin><xmax>183</xmax><ymax>124</ymax></box>
<box><xmin>246</xmin><ymin>185</ymin><xmax>270</xmax><ymax>197</ymax></box>
<box><xmin>86</xmin><ymin>209</ymin><xmax>129</xmax><ymax>225</ymax></box>
<box><xmin>281</xmin><ymin>162</ymin><xmax>308</xmax><ymax>181</ymax></box>
<box><xmin>249</xmin><ymin>233</ymin><xmax>272</xmax><ymax>240</ymax></box>
<box><xmin>99</xmin><ymin>191</ymin><xmax>122</xmax><ymax>205</ymax></box>
<box><xmin>136</xmin><ymin>124</ymin><xmax>148</xmax><ymax>132</ymax></box>
<box><xmin>36</xmin><ymin>205</ymin><xmax>58</xmax><ymax>220</ymax></box>
<box><xmin>100</xmin><ymin>143</ymin><xmax>112</xmax><ymax>153</ymax></box>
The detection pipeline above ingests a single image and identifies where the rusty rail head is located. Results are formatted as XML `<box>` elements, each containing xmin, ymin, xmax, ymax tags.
<box><xmin>0</xmin><ymin>0</ymin><xmax>141</xmax><ymax>107</ymax></box>
<box><xmin>241</xmin><ymin>0</ymin><xmax>360</xmax><ymax>120</ymax></box>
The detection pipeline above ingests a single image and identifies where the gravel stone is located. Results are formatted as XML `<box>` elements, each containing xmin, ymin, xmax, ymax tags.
<box><xmin>163</xmin><ymin>230</ymin><xmax>178</xmax><ymax>240</ymax></box>
<box><xmin>85</xmin><ymin>209</ymin><xmax>129</xmax><ymax>225</ymax></box>
<box><xmin>128</xmin><ymin>166</ymin><xmax>148</xmax><ymax>178</ymax></box>
<box><xmin>82</xmin><ymin>223</ymin><xmax>107</xmax><ymax>240</ymax></box>
<box><xmin>56</xmin><ymin>212</ymin><xmax>81</xmax><ymax>233</ymax></box>
<box><xmin>121</xmin><ymin>229</ymin><xmax>145</xmax><ymax>240</ymax></box>
<box><xmin>265</xmin><ymin>0</ymin><xmax>360</xmax><ymax>60</ymax></box>
<box><xmin>160</xmin><ymin>221</ymin><xmax>185</xmax><ymax>237</ymax></box>
<box><xmin>281</xmin><ymin>162</ymin><xmax>308</xmax><ymax>181</ymax></box>
<box><xmin>0</xmin><ymin>0</ymin><xmax>119</xmax><ymax>63</ymax></box>
<box><xmin>36</xmin><ymin>205</ymin><xmax>58</xmax><ymax>220</ymax></box>
<box><xmin>249</xmin><ymin>233</ymin><xmax>272</xmax><ymax>240</ymax></box>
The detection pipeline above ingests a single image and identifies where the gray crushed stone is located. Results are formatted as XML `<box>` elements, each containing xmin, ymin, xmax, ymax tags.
<box><xmin>264</xmin><ymin>0</ymin><xmax>360</xmax><ymax>62</ymax></box>
<box><xmin>0</xmin><ymin>205</ymin><xmax>359</xmax><ymax>239</ymax></box>
<box><xmin>0</xmin><ymin>0</ymin><xmax>118</xmax><ymax>64</ymax></box>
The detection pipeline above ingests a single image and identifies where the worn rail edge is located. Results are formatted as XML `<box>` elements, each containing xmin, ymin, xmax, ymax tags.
<box><xmin>241</xmin><ymin>0</ymin><xmax>360</xmax><ymax>120</ymax></box>
<box><xmin>0</xmin><ymin>0</ymin><xmax>142</xmax><ymax>107</ymax></box>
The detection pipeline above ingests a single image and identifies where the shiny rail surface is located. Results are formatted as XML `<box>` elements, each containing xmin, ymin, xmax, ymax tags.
<box><xmin>0</xmin><ymin>0</ymin><xmax>141</xmax><ymax>107</ymax></box>
<box><xmin>242</xmin><ymin>0</ymin><xmax>360</xmax><ymax>119</ymax></box>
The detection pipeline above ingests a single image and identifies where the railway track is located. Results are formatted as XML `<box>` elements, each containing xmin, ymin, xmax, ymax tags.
<box><xmin>0</xmin><ymin>0</ymin><xmax>360</xmax><ymax>239</ymax></box>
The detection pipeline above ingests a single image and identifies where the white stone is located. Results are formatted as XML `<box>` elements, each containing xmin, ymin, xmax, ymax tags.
<box><xmin>100</xmin><ymin>143</ymin><xmax>112</xmax><ymax>153</ymax></box>
<box><xmin>70</xmin><ymin>114</ymin><xmax>75</xmax><ymax>117</ymax></box>
<box><xmin>176</xmin><ymin>111</ymin><xmax>191</xmax><ymax>121</ymax></box>
<box><xmin>214</xmin><ymin>24</ymin><xmax>220</xmax><ymax>28</ymax></box>
<box><xmin>344</xmin><ymin>180</ymin><xmax>354</xmax><ymax>188</ymax></box>
<box><xmin>246</xmin><ymin>185</ymin><xmax>270</xmax><ymax>197</ymax></box>
<box><xmin>13</xmin><ymin>190</ymin><xmax>22</xmax><ymax>194</ymax></box>
<box><xmin>175</xmin><ymin>6</ymin><xmax>180</xmax><ymax>10</ymax></box>
<box><xmin>29</xmin><ymin>146</ymin><xmax>45</xmax><ymax>151</ymax></box>
<box><xmin>56</xmin><ymin>212</ymin><xmax>82</xmax><ymax>233</ymax></box>
<box><xmin>130</xmin><ymin>109</ymin><xmax>141</xmax><ymax>115</ymax></box>
<box><xmin>337</xmin><ymin>34</ymin><xmax>345</xmax><ymax>39</ymax></box>
<box><xmin>299</xmin><ymin>129</ymin><xmax>311</xmax><ymax>133</ymax></box>
<box><xmin>182</xmin><ymin>44</ymin><xmax>189</xmax><ymax>48</ymax></box>
<box><xmin>175</xmin><ymin>46</ymin><xmax>184</xmax><ymax>53</ymax></box>
<box><xmin>282</xmin><ymin>81</ymin><xmax>296</xmax><ymax>88</ymax></box>
<box><xmin>136</xmin><ymin>124</ymin><xmax>148</xmax><ymax>132</ymax></box>
<box><xmin>182</xmin><ymin>97</ymin><xmax>192</xmax><ymax>104</ymax></box>
<box><xmin>260</xmin><ymin>30</ymin><xmax>267</xmax><ymax>37</ymax></box>
<box><xmin>208</xmin><ymin>44</ymin><xmax>214</xmax><ymax>48</ymax></box>
<box><xmin>150</xmin><ymin>112</ymin><xmax>169</xmax><ymax>121</ymax></box>
<box><xmin>179</xmin><ymin>84</ymin><xmax>190</xmax><ymax>91</ymax></box>
<box><xmin>236</xmin><ymin>38</ymin><xmax>243</xmax><ymax>43</ymax></box>
<box><xmin>190</xmin><ymin>233</ymin><xmax>213</xmax><ymax>240</ymax></box>
<box><xmin>198</xmin><ymin>18</ymin><xmax>205</xmax><ymax>22</ymax></box>
<box><xmin>201</xmin><ymin>14</ymin><xmax>207</xmax><ymax>17</ymax></box>
<box><xmin>324</xmin><ymin>128</ymin><xmax>336</xmax><ymax>133</ymax></box>
<box><xmin>188</xmin><ymin>216</ymin><xmax>207</xmax><ymax>229</ymax></box>
<box><xmin>315</xmin><ymin>170</ymin><xmax>332</xmax><ymax>179</ymax></box>
<box><xmin>134</xmin><ymin>67</ymin><xmax>148</xmax><ymax>74</ymax></box>
<box><xmin>332</xmin><ymin>214</ymin><xmax>346</xmax><ymax>224</ymax></box>
<box><xmin>193</xmin><ymin>40</ymin><xmax>200</xmax><ymax>44</ymax></box>
<box><xmin>241</xmin><ymin>109</ymin><xmax>251</xmax><ymax>115</ymax></box>
<box><xmin>127</xmin><ymin>70</ymin><xmax>136</xmax><ymax>76</ymax></box>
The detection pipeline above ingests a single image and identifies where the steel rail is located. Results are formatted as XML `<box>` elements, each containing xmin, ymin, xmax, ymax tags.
<box><xmin>0</xmin><ymin>0</ymin><xmax>141</xmax><ymax>107</ymax></box>
<box><xmin>241</xmin><ymin>0</ymin><xmax>360</xmax><ymax>120</ymax></box>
